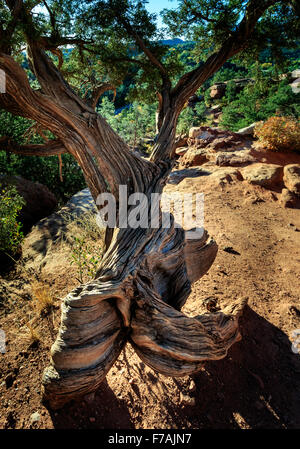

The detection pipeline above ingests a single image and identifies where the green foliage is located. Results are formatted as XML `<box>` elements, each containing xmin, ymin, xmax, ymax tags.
<box><xmin>97</xmin><ymin>98</ymin><xmax>156</xmax><ymax>145</ymax></box>
<box><xmin>67</xmin><ymin>212</ymin><xmax>104</xmax><ymax>283</ymax></box>
<box><xmin>0</xmin><ymin>111</ymin><xmax>86</xmax><ymax>204</ymax></box>
<box><xmin>212</xmin><ymin>65</ymin><xmax>249</xmax><ymax>83</ymax></box>
<box><xmin>220</xmin><ymin>79</ymin><xmax>300</xmax><ymax>131</ymax></box>
<box><xmin>162</xmin><ymin>1</ymin><xmax>300</xmax><ymax>70</ymax></box>
<box><xmin>70</xmin><ymin>235</ymin><xmax>103</xmax><ymax>284</ymax></box>
<box><xmin>177</xmin><ymin>103</ymin><xmax>207</xmax><ymax>134</ymax></box>
<box><xmin>0</xmin><ymin>185</ymin><xmax>25</xmax><ymax>256</ymax></box>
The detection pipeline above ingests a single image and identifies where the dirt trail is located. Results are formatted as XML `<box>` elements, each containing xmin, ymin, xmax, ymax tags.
<box><xmin>0</xmin><ymin>175</ymin><xmax>300</xmax><ymax>429</ymax></box>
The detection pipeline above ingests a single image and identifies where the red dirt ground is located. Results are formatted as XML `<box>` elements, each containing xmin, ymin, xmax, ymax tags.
<box><xmin>0</xmin><ymin>168</ymin><xmax>300</xmax><ymax>429</ymax></box>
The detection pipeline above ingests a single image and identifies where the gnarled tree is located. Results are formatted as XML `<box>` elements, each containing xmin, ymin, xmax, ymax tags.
<box><xmin>0</xmin><ymin>0</ymin><xmax>298</xmax><ymax>409</ymax></box>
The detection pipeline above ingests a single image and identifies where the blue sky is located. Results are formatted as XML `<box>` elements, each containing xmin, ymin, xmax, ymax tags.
<box><xmin>146</xmin><ymin>0</ymin><xmax>179</xmax><ymax>28</ymax></box>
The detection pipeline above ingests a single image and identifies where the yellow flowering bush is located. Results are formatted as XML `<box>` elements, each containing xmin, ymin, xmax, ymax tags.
<box><xmin>254</xmin><ymin>116</ymin><xmax>300</xmax><ymax>152</ymax></box>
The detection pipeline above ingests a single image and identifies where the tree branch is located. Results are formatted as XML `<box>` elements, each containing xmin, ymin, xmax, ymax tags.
<box><xmin>112</xmin><ymin>7</ymin><xmax>170</xmax><ymax>85</ymax></box>
<box><xmin>0</xmin><ymin>136</ymin><xmax>68</xmax><ymax>156</ymax></box>
<box><xmin>85</xmin><ymin>83</ymin><xmax>116</xmax><ymax>110</ymax></box>
<box><xmin>172</xmin><ymin>0</ymin><xmax>279</xmax><ymax>108</ymax></box>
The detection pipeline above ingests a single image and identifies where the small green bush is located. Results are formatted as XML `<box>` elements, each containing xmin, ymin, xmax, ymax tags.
<box><xmin>0</xmin><ymin>185</ymin><xmax>25</xmax><ymax>256</ymax></box>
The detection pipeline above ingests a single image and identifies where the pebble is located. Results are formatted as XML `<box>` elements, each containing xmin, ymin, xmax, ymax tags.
<box><xmin>180</xmin><ymin>392</ymin><xmax>196</xmax><ymax>407</ymax></box>
<box><xmin>189</xmin><ymin>380</ymin><xmax>196</xmax><ymax>393</ymax></box>
<box><xmin>30</xmin><ymin>412</ymin><xmax>41</xmax><ymax>425</ymax></box>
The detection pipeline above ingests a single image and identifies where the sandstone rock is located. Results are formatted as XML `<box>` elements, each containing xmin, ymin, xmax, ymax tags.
<box><xmin>209</xmin><ymin>79</ymin><xmax>253</xmax><ymax>100</ymax></box>
<box><xmin>22</xmin><ymin>188</ymin><xmax>96</xmax><ymax>269</ymax></box>
<box><xmin>209</xmin><ymin>167</ymin><xmax>242</xmax><ymax>186</ymax></box>
<box><xmin>291</xmin><ymin>69</ymin><xmax>300</xmax><ymax>80</ymax></box>
<box><xmin>0</xmin><ymin>175</ymin><xmax>57</xmax><ymax>232</ymax></box>
<box><xmin>280</xmin><ymin>189</ymin><xmax>299</xmax><ymax>208</ymax></box>
<box><xmin>30</xmin><ymin>412</ymin><xmax>41</xmax><ymax>425</ymax></box>
<box><xmin>207</xmin><ymin>104</ymin><xmax>222</xmax><ymax>114</ymax></box>
<box><xmin>216</xmin><ymin>150</ymin><xmax>255</xmax><ymax>167</ymax></box>
<box><xmin>237</xmin><ymin>123</ymin><xmax>257</xmax><ymax>136</ymax></box>
<box><xmin>168</xmin><ymin>168</ymin><xmax>211</xmax><ymax>185</ymax></box>
<box><xmin>189</xmin><ymin>126</ymin><xmax>216</xmax><ymax>140</ymax></box>
<box><xmin>180</xmin><ymin>392</ymin><xmax>196</xmax><ymax>407</ymax></box>
<box><xmin>241</xmin><ymin>163</ymin><xmax>283</xmax><ymax>188</ymax></box>
<box><xmin>210</xmin><ymin>83</ymin><xmax>227</xmax><ymax>99</ymax></box>
<box><xmin>283</xmin><ymin>164</ymin><xmax>300</xmax><ymax>195</ymax></box>
<box><xmin>210</xmin><ymin>136</ymin><xmax>243</xmax><ymax>152</ymax></box>
<box><xmin>179</xmin><ymin>148</ymin><xmax>209</xmax><ymax>167</ymax></box>
<box><xmin>175</xmin><ymin>146</ymin><xmax>189</xmax><ymax>157</ymax></box>
<box><xmin>290</xmin><ymin>79</ymin><xmax>300</xmax><ymax>94</ymax></box>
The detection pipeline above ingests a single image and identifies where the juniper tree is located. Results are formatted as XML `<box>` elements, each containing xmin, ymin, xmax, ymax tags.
<box><xmin>0</xmin><ymin>0</ymin><xmax>298</xmax><ymax>408</ymax></box>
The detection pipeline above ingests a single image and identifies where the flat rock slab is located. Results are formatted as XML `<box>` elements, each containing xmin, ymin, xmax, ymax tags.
<box><xmin>168</xmin><ymin>168</ymin><xmax>211</xmax><ymax>185</ymax></box>
<box><xmin>216</xmin><ymin>150</ymin><xmax>256</xmax><ymax>167</ymax></box>
<box><xmin>283</xmin><ymin>164</ymin><xmax>300</xmax><ymax>195</ymax></box>
<box><xmin>22</xmin><ymin>188</ymin><xmax>95</xmax><ymax>264</ymax></box>
<box><xmin>241</xmin><ymin>163</ymin><xmax>283</xmax><ymax>188</ymax></box>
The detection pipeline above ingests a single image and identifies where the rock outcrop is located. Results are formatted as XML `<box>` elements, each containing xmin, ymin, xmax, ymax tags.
<box><xmin>283</xmin><ymin>164</ymin><xmax>300</xmax><ymax>195</ymax></box>
<box><xmin>209</xmin><ymin>79</ymin><xmax>253</xmax><ymax>100</ymax></box>
<box><xmin>22</xmin><ymin>188</ymin><xmax>96</xmax><ymax>269</ymax></box>
<box><xmin>241</xmin><ymin>164</ymin><xmax>283</xmax><ymax>188</ymax></box>
<box><xmin>280</xmin><ymin>188</ymin><xmax>300</xmax><ymax>208</ymax></box>
<box><xmin>0</xmin><ymin>175</ymin><xmax>57</xmax><ymax>231</ymax></box>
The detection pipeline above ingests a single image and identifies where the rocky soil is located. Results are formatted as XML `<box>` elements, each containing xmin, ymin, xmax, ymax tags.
<box><xmin>0</xmin><ymin>128</ymin><xmax>300</xmax><ymax>429</ymax></box>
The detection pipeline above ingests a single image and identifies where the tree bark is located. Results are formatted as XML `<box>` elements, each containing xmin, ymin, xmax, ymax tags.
<box><xmin>0</xmin><ymin>43</ymin><xmax>247</xmax><ymax>410</ymax></box>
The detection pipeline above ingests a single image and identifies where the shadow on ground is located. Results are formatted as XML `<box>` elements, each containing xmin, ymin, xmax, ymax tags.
<box><xmin>47</xmin><ymin>306</ymin><xmax>300</xmax><ymax>429</ymax></box>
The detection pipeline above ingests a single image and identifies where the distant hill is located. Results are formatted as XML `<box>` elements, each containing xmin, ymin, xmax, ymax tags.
<box><xmin>160</xmin><ymin>38</ymin><xmax>185</xmax><ymax>46</ymax></box>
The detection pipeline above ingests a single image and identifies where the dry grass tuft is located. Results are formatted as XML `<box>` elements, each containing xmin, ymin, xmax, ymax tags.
<box><xmin>31</xmin><ymin>282</ymin><xmax>56</xmax><ymax>316</ymax></box>
<box><xmin>24</xmin><ymin>321</ymin><xmax>41</xmax><ymax>346</ymax></box>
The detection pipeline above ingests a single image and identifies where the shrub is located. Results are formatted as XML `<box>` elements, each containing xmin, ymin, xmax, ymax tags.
<box><xmin>254</xmin><ymin>116</ymin><xmax>300</xmax><ymax>152</ymax></box>
<box><xmin>220</xmin><ymin>79</ymin><xmax>300</xmax><ymax>131</ymax></box>
<box><xmin>0</xmin><ymin>111</ymin><xmax>86</xmax><ymax>205</ymax></box>
<box><xmin>65</xmin><ymin>212</ymin><xmax>105</xmax><ymax>284</ymax></box>
<box><xmin>0</xmin><ymin>185</ymin><xmax>25</xmax><ymax>256</ymax></box>
<box><xmin>177</xmin><ymin>102</ymin><xmax>207</xmax><ymax>134</ymax></box>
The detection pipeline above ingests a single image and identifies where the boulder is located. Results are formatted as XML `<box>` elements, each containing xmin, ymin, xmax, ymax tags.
<box><xmin>179</xmin><ymin>148</ymin><xmax>209</xmax><ymax>167</ymax></box>
<box><xmin>0</xmin><ymin>175</ymin><xmax>57</xmax><ymax>231</ymax></box>
<box><xmin>291</xmin><ymin>69</ymin><xmax>300</xmax><ymax>80</ymax></box>
<box><xmin>280</xmin><ymin>188</ymin><xmax>299</xmax><ymax>208</ymax></box>
<box><xmin>290</xmin><ymin>79</ymin><xmax>300</xmax><ymax>94</ymax></box>
<box><xmin>189</xmin><ymin>127</ymin><xmax>216</xmax><ymax>140</ymax></box>
<box><xmin>210</xmin><ymin>136</ymin><xmax>243</xmax><ymax>152</ymax></box>
<box><xmin>237</xmin><ymin>123</ymin><xmax>257</xmax><ymax>136</ymax></box>
<box><xmin>210</xmin><ymin>83</ymin><xmax>227</xmax><ymax>100</ymax></box>
<box><xmin>209</xmin><ymin>79</ymin><xmax>253</xmax><ymax>100</ymax></box>
<box><xmin>22</xmin><ymin>188</ymin><xmax>96</xmax><ymax>267</ymax></box>
<box><xmin>241</xmin><ymin>163</ymin><xmax>283</xmax><ymax>188</ymax></box>
<box><xmin>216</xmin><ymin>151</ymin><xmax>256</xmax><ymax>167</ymax></box>
<box><xmin>168</xmin><ymin>168</ymin><xmax>210</xmax><ymax>185</ymax></box>
<box><xmin>283</xmin><ymin>164</ymin><xmax>300</xmax><ymax>195</ymax></box>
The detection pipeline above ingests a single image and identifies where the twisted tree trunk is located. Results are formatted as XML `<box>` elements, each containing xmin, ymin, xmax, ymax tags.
<box><xmin>0</xmin><ymin>43</ymin><xmax>247</xmax><ymax>410</ymax></box>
